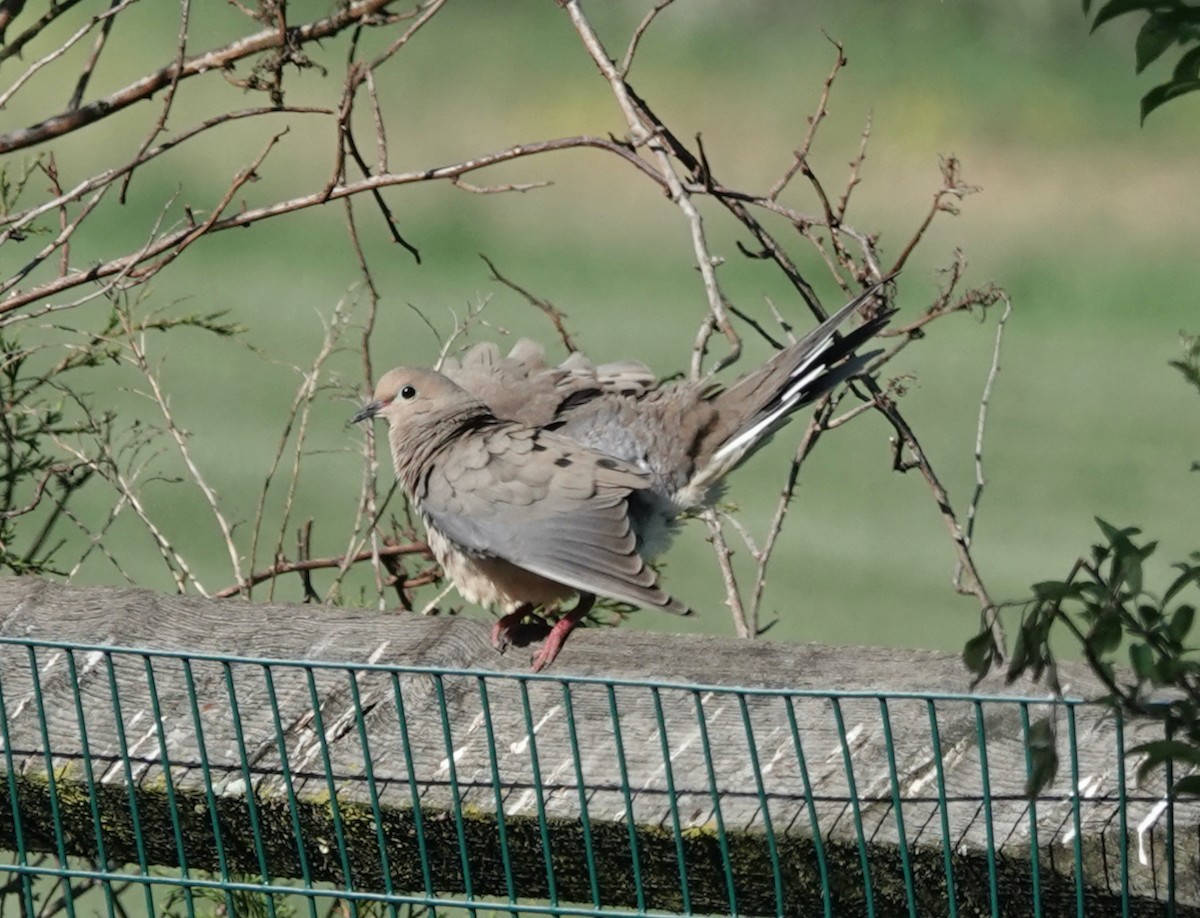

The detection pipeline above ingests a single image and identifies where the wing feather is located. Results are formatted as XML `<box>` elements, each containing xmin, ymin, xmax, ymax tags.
<box><xmin>421</xmin><ymin>426</ymin><xmax>690</xmax><ymax>615</ymax></box>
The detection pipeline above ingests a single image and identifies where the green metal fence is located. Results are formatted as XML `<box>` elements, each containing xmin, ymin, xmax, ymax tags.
<box><xmin>0</xmin><ymin>634</ymin><xmax>1193</xmax><ymax>917</ymax></box>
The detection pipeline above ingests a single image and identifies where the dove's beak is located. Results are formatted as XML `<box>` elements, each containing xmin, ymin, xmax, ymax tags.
<box><xmin>351</xmin><ymin>400</ymin><xmax>382</xmax><ymax>424</ymax></box>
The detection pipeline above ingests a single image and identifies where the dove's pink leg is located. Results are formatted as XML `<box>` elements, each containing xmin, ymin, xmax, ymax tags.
<box><xmin>530</xmin><ymin>593</ymin><xmax>596</xmax><ymax>672</ymax></box>
<box><xmin>491</xmin><ymin>603</ymin><xmax>536</xmax><ymax>652</ymax></box>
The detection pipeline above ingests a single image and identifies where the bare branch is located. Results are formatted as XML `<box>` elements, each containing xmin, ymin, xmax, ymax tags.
<box><xmin>118</xmin><ymin>304</ymin><xmax>244</xmax><ymax>587</ymax></box>
<box><xmin>620</xmin><ymin>0</ymin><xmax>676</xmax><ymax>78</ymax></box>
<box><xmin>1</xmin><ymin>135</ymin><xmax>662</xmax><ymax>318</ymax></box>
<box><xmin>963</xmin><ymin>293</ymin><xmax>1013</xmax><ymax>551</ymax></box>
<box><xmin>703</xmin><ymin>508</ymin><xmax>751</xmax><ymax>639</ymax></box>
<box><xmin>0</xmin><ymin>0</ymin><xmax>137</xmax><ymax>112</ymax></box>
<box><xmin>768</xmin><ymin>36</ymin><xmax>846</xmax><ymax>201</ymax></box>
<box><xmin>889</xmin><ymin>155</ymin><xmax>981</xmax><ymax>276</ymax></box>
<box><xmin>480</xmin><ymin>254</ymin><xmax>577</xmax><ymax>353</ymax></box>
<box><xmin>563</xmin><ymin>0</ymin><xmax>741</xmax><ymax>377</ymax></box>
<box><xmin>216</xmin><ymin>540</ymin><xmax>431</xmax><ymax>600</ymax></box>
<box><xmin>0</xmin><ymin>0</ymin><xmax>397</xmax><ymax>155</ymax></box>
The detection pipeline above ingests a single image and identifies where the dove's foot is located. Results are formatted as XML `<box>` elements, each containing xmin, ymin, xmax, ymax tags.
<box><xmin>491</xmin><ymin>604</ymin><xmax>550</xmax><ymax>652</ymax></box>
<box><xmin>530</xmin><ymin>593</ymin><xmax>596</xmax><ymax>672</ymax></box>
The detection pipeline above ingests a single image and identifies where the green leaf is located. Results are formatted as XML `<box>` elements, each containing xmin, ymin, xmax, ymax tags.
<box><xmin>1142</xmin><ymin>77</ymin><xmax>1200</xmax><ymax>121</ymax></box>
<box><xmin>1092</xmin><ymin>0</ymin><xmax>1181</xmax><ymax>32</ymax></box>
<box><xmin>1130</xmin><ymin>642</ymin><xmax>1156</xmax><ymax>680</ymax></box>
<box><xmin>1096</xmin><ymin>517</ymin><xmax>1139</xmax><ymax>543</ymax></box>
<box><xmin>1155</xmin><ymin>655</ymin><xmax>1179</xmax><ymax>684</ymax></box>
<box><xmin>1130</xmin><ymin>739</ymin><xmax>1200</xmax><ymax>784</ymax></box>
<box><xmin>1170</xmin><ymin>774</ymin><xmax>1200</xmax><ymax>797</ymax></box>
<box><xmin>1116</xmin><ymin>543</ymin><xmax>1146</xmax><ymax>595</ymax></box>
<box><xmin>1032</xmin><ymin>580</ymin><xmax>1080</xmax><ymax>603</ymax></box>
<box><xmin>1006</xmin><ymin>626</ymin><xmax>1030</xmax><ymax>684</ymax></box>
<box><xmin>1137</xmin><ymin>13</ymin><xmax>1178</xmax><ymax>72</ymax></box>
<box><xmin>1164</xmin><ymin>563</ymin><xmax>1200</xmax><ymax>605</ymax></box>
<box><xmin>1025</xmin><ymin>717</ymin><xmax>1059</xmax><ymax>799</ymax></box>
<box><xmin>1137</xmin><ymin>603</ymin><xmax>1163</xmax><ymax>629</ymax></box>
<box><xmin>1169</xmin><ymin>604</ymin><xmax>1196</xmax><ymax>643</ymax></box>
<box><xmin>963</xmin><ymin>629</ymin><xmax>996</xmax><ymax>679</ymax></box>
<box><xmin>1173</xmin><ymin>44</ymin><xmax>1200</xmax><ymax>80</ymax></box>
<box><xmin>1088</xmin><ymin>614</ymin><xmax>1123</xmax><ymax>656</ymax></box>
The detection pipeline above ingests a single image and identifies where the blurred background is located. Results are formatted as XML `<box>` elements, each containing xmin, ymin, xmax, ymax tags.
<box><xmin>3</xmin><ymin>1</ymin><xmax>1197</xmax><ymax>654</ymax></box>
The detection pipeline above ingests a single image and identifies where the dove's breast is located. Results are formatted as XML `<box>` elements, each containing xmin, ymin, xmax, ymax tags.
<box><xmin>426</xmin><ymin>526</ymin><xmax>575</xmax><ymax>611</ymax></box>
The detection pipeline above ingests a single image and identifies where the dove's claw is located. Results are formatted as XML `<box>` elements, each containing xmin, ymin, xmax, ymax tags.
<box><xmin>491</xmin><ymin>604</ymin><xmax>546</xmax><ymax>653</ymax></box>
<box><xmin>530</xmin><ymin>594</ymin><xmax>595</xmax><ymax>672</ymax></box>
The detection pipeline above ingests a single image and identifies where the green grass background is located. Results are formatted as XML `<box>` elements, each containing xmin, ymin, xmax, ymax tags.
<box><xmin>5</xmin><ymin>1</ymin><xmax>1198</xmax><ymax>655</ymax></box>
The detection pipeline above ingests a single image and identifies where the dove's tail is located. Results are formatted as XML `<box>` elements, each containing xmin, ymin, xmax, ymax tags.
<box><xmin>692</xmin><ymin>282</ymin><xmax>894</xmax><ymax>494</ymax></box>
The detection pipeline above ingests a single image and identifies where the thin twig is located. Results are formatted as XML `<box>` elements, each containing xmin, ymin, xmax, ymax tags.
<box><xmin>0</xmin><ymin>0</ymin><xmax>397</xmax><ymax>155</ymax></box>
<box><xmin>67</xmin><ymin>0</ymin><xmax>127</xmax><ymax>111</ymax></box>
<box><xmin>118</xmin><ymin>305</ymin><xmax>244</xmax><ymax>588</ymax></box>
<box><xmin>216</xmin><ymin>541</ymin><xmax>431</xmax><ymax>599</ymax></box>
<box><xmin>480</xmin><ymin>254</ymin><xmax>577</xmax><ymax>352</ymax></box>
<box><xmin>619</xmin><ymin>0</ymin><xmax>676</xmax><ymax>77</ymax></box>
<box><xmin>836</xmin><ymin>112</ymin><xmax>872</xmax><ymax>222</ymax></box>
<box><xmin>889</xmin><ymin>155</ymin><xmax>980</xmax><ymax>276</ymax></box>
<box><xmin>962</xmin><ymin>293</ymin><xmax>1012</xmax><ymax>551</ymax></box>
<box><xmin>703</xmin><ymin>508</ymin><xmax>751</xmax><ymax>639</ymax></box>
<box><xmin>0</xmin><ymin>0</ymin><xmax>136</xmax><ymax>111</ymax></box>
<box><xmin>767</xmin><ymin>35</ymin><xmax>846</xmax><ymax>201</ymax></box>
<box><xmin>246</xmin><ymin>296</ymin><xmax>352</xmax><ymax>601</ymax></box>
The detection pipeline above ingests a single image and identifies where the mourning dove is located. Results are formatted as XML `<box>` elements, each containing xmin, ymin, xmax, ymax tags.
<box><xmin>353</xmin><ymin>282</ymin><xmax>893</xmax><ymax>669</ymax></box>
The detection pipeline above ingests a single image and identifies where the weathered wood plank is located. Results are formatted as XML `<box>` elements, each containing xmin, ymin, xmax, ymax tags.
<box><xmin>0</xmin><ymin>577</ymin><xmax>1195</xmax><ymax>915</ymax></box>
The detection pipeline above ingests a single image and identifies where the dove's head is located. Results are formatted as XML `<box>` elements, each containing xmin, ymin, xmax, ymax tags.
<box><xmin>352</xmin><ymin>368</ymin><xmax>486</xmax><ymax>432</ymax></box>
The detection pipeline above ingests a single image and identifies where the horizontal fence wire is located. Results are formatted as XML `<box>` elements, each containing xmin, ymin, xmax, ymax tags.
<box><xmin>0</xmin><ymin>635</ymin><xmax>1195</xmax><ymax>917</ymax></box>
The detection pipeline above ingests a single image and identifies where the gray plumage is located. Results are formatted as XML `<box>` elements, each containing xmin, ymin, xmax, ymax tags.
<box><xmin>354</xmin><ymin>281</ymin><xmax>893</xmax><ymax>668</ymax></box>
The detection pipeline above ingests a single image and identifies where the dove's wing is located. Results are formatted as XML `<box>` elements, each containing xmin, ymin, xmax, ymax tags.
<box><xmin>418</xmin><ymin>424</ymin><xmax>689</xmax><ymax>615</ymax></box>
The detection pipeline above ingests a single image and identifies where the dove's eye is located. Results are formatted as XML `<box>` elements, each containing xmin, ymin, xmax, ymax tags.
<box><xmin>400</xmin><ymin>385</ymin><xmax>417</xmax><ymax>400</ymax></box>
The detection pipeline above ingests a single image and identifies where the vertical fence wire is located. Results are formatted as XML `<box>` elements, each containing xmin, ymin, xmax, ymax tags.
<box><xmin>1165</xmin><ymin>719</ymin><xmax>1177</xmax><ymax>918</ymax></box>
<box><xmin>224</xmin><ymin>661</ymin><xmax>279</xmax><ymax>913</ymax></box>
<box><xmin>26</xmin><ymin>646</ymin><xmax>77</xmax><ymax>918</ymax></box>
<box><xmin>651</xmin><ymin>686</ymin><xmax>691</xmax><ymax>914</ymax></box>
<box><xmin>476</xmin><ymin>676</ymin><xmax>517</xmax><ymax>906</ymax></box>
<box><xmin>179</xmin><ymin>658</ymin><xmax>235</xmax><ymax>918</ymax></box>
<box><xmin>302</xmin><ymin>665</ymin><xmax>358</xmax><ymax>916</ymax></box>
<box><xmin>561</xmin><ymin>681</ymin><xmax>602</xmax><ymax>910</ymax></box>
<box><xmin>261</xmin><ymin>663</ymin><xmax>320</xmax><ymax>918</ymax></box>
<box><xmin>142</xmin><ymin>655</ymin><xmax>196</xmax><ymax>918</ymax></box>
<box><xmin>604</xmin><ymin>682</ymin><xmax>645</xmax><ymax>914</ymax></box>
<box><xmin>878</xmin><ymin>698</ymin><xmax>918</xmax><ymax>917</ymax></box>
<box><xmin>103</xmin><ymin>651</ymin><xmax>156</xmax><ymax>918</ymax></box>
<box><xmin>518</xmin><ymin>676</ymin><xmax>559</xmax><ymax>908</ymax></box>
<box><xmin>700</xmin><ymin>689</ymin><xmax>739</xmax><ymax>916</ymax></box>
<box><xmin>432</xmin><ymin>672</ymin><xmax>476</xmax><ymax>918</ymax></box>
<box><xmin>925</xmin><ymin>700</ymin><xmax>957</xmax><ymax>917</ymax></box>
<box><xmin>736</xmin><ymin>692</ymin><xmax>784</xmax><ymax>917</ymax></box>
<box><xmin>1115</xmin><ymin>709</ymin><xmax>1130</xmax><ymax>918</ymax></box>
<box><xmin>971</xmin><ymin>699</ymin><xmax>1000</xmax><ymax>917</ymax></box>
<box><xmin>785</xmin><ymin>695</ymin><xmax>831</xmax><ymax>918</ymax></box>
<box><xmin>63</xmin><ymin>650</ymin><xmax>117</xmax><ymax>918</ymax></box>
<box><xmin>1018</xmin><ymin>703</ymin><xmax>1043</xmax><ymax>918</ymax></box>
<box><xmin>0</xmin><ymin>651</ymin><xmax>34</xmax><ymax>916</ymax></box>
<box><xmin>830</xmin><ymin>696</ymin><xmax>875</xmax><ymax>918</ymax></box>
<box><xmin>346</xmin><ymin>667</ymin><xmax>400</xmax><ymax>918</ymax></box>
<box><xmin>388</xmin><ymin>671</ymin><xmax>435</xmax><ymax>908</ymax></box>
<box><xmin>1066</xmin><ymin>703</ymin><xmax>1085</xmax><ymax>917</ymax></box>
